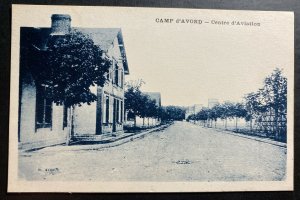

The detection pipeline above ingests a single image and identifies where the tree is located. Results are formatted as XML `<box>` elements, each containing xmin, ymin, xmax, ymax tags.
<box><xmin>124</xmin><ymin>80</ymin><xmax>146</xmax><ymax>127</ymax></box>
<box><xmin>220</xmin><ymin>102</ymin><xmax>235</xmax><ymax>129</ymax></box>
<box><xmin>244</xmin><ymin>68</ymin><xmax>287</xmax><ymax>140</ymax></box>
<box><xmin>244</xmin><ymin>92</ymin><xmax>263</xmax><ymax>132</ymax></box>
<box><xmin>144</xmin><ymin>97</ymin><xmax>158</xmax><ymax>127</ymax></box>
<box><xmin>187</xmin><ymin>114</ymin><xmax>196</xmax><ymax>122</ymax></box>
<box><xmin>138</xmin><ymin>94</ymin><xmax>149</xmax><ymax>126</ymax></box>
<box><xmin>232</xmin><ymin>103</ymin><xmax>247</xmax><ymax>131</ymax></box>
<box><xmin>258</xmin><ymin>68</ymin><xmax>287</xmax><ymax>140</ymax></box>
<box><xmin>41</xmin><ymin>30</ymin><xmax>111</xmax><ymax>106</ymax></box>
<box><xmin>161</xmin><ymin>106</ymin><xmax>186</xmax><ymax>122</ymax></box>
<box><xmin>195</xmin><ymin>108</ymin><xmax>209</xmax><ymax>126</ymax></box>
<box><xmin>209</xmin><ymin>105</ymin><xmax>221</xmax><ymax>128</ymax></box>
<box><xmin>32</xmin><ymin>30</ymin><xmax>112</xmax><ymax>144</ymax></box>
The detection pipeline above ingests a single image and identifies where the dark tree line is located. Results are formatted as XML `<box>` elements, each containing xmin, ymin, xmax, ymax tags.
<box><xmin>160</xmin><ymin>106</ymin><xmax>186</xmax><ymax>122</ymax></box>
<box><xmin>124</xmin><ymin>80</ymin><xmax>160</xmax><ymax>127</ymax></box>
<box><xmin>124</xmin><ymin>80</ymin><xmax>186</xmax><ymax>126</ymax></box>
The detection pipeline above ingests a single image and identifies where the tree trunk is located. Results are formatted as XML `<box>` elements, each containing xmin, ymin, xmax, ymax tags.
<box><xmin>148</xmin><ymin>118</ymin><xmax>150</xmax><ymax>127</ymax></box>
<box><xmin>235</xmin><ymin>117</ymin><xmax>238</xmax><ymax>132</ymax></box>
<box><xmin>143</xmin><ymin>117</ymin><xmax>145</xmax><ymax>126</ymax></box>
<box><xmin>274</xmin><ymin>109</ymin><xmax>279</xmax><ymax>140</ymax></box>
<box><xmin>225</xmin><ymin>118</ymin><xmax>227</xmax><ymax>130</ymax></box>
<box><xmin>66</xmin><ymin>105</ymin><xmax>74</xmax><ymax>145</ymax></box>
<box><xmin>134</xmin><ymin>116</ymin><xmax>136</xmax><ymax>127</ymax></box>
<box><xmin>250</xmin><ymin>118</ymin><xmax>253</xmax><ymax>132</ymax></box>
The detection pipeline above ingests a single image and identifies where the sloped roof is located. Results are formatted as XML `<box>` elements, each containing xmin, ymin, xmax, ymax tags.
<box><xmin>144</xmin><ymin>92</ymin><xmax>161</xmax><ymax>107</ymax></box>
<box><xmin>75</xmin><ymin>28</ymin><xmax>121</xmax><ymax>51</ymax></box>
<box><xmin>20</xmin><ymin>27</ymin><xmax>129</xmax><ymax>74</ymax></box>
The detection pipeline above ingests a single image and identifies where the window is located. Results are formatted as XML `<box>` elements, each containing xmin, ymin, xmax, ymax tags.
<box><xmin>36</xmin><ymin>85</ymin><xmax>52</xmax><ymax>129</ymax></box>
<box><xmin>120</xmin><ymin>100</ymin><xmax>123</xmax><ymax>123</ymax></box>
<box><xmin>114</xmin><ymin>99</ymin><xmax>119</xmax><ymax>123</ymax></box>
<box><xmin>105</xmin><ymin>95</ymin><xmax>109</xmax><ymax>124</ymax></box>
<box><xmin>114</xmin><ymin>64</ymin><xmax>119</xmax><ymax>86</ymax></box>
<box><xmin>63</xmin><ymin>105</ymin><xmax>68</xmax><ymax>129</ymax></box>
<box><xmin>120</xmin><ymin>69</ymin><xmax>124</xmax><ymax>88</ymax></box>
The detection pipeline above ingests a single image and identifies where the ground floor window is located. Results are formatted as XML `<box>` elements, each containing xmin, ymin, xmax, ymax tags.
<box><xmin>35</xmin><ymin>85</ymin><xmax>52</xmax><ymax>129</ymax></box>
<box><xmin>63</xmin><ymin>105</ymin><xmax>68</xmax><ymax>129</ymax></box>
<box><xmin>105</xmin><ymin>95</ymin><xmax>109</xmax><ymax>124</ymax></box>
<box><xmin>120</xmin><ymin>100</ymin><xmax>123</xmax><ymax>123</ymax></box>
<box><xmin>116</xmin><ymin>99</ymin><xmax>120</xmax><ymax>123</ymax></box>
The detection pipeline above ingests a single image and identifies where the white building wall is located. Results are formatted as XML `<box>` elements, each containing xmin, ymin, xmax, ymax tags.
<box><xmin>73</xmin><ymin>85</ymin><xmax>97</xmax><ymax>135</ymax></box>
<box><xmin>74</xmin><ymin>102</ymin><xmax>97</xmax><ymax>135</ymax></box>
<box><xmin>19</xmin><ymin>82</ymin><xmax>36</xmax><ymax>143</ymax></box>
<box><xmin>130</xmin><ymin>116</ymin><xmax>160</xmax><ymax>127</ymax></box>
<box><xmin>19</xmin><ymin>81</ymin><xmax>68</xmax><ymax>150</ymax></box>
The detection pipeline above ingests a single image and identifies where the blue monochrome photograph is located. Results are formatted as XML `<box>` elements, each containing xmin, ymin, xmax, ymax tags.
<box><xmin>9</xmin><ymin>5</ymin><xmax>294</xmax><ymax>192</ymax></box>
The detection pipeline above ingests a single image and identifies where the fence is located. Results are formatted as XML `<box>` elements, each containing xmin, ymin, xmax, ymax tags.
<box><xmin>189</xmin><ymin>109</ymin><xmax>287</xmax><ymax>143</ymax></box>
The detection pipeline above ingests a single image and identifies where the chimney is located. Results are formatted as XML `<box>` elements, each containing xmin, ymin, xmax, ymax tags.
<box><xmin>51</xmin><ymin>14</ymin><xmax>71</xmax><ymax>35</ymax></box>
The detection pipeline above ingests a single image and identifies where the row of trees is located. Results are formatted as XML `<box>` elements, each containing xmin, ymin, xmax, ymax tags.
<box><xmin>160</xmin><ymin>106</ymin><xmax>186</xmax><ymax>122</ymax></box>
<box><xmin>125</xmin><ymin>80</ymin><xmax>159</xmax><ymax>127</ymax></box>
<box><xmin>187</xmin><ymin>68</ymin><xmax>287</xmax><ymax>142</ymax></box>
<box><xmin>124</xmin><ymin>80</ymin><xmax>186</xmax><ymax>127</ymax></box>
<box><xmin>187</xmin><ymin>102</ymin><xmax>247</xmax><ymax>131</ymax></box>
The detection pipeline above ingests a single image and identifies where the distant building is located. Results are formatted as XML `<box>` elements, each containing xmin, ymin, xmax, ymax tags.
<box><xmin>18</xmin><ymin>14</ymin><xmax>129</xmax><ymax>150</ymax></box>
<box><xmin>185</xmin><ymin>104</ymin><xmax>203</xmax><ymax>119</ymax></box>
<box><xmin>208</xmin><ymin>99</ymin><xmax>219</xmax><ymax>108</ymax></box>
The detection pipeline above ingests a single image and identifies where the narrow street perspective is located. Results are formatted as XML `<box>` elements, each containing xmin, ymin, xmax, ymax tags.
<box><xmin>19</xmin><ymin>121</ymin><xmax>286</xmax><ymax>181</ymax></box>
<box><xmin>11</xmin><ymin>9</ymin><xmax>292</xmax><ymax>193</ymax></box>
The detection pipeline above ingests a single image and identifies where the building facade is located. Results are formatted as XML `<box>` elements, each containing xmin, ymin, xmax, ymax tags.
<box><xmin>185</xmin><ymin>104</ymin><xmax>203</xmax><ymax>119</ymax></box>
<box><xmin>18</xmin><ymin>14</ymin><xmax>129</xmax><ymax>149</ymax></box>
<box><xmin>208</xmin><ymin>99</ymin><xmax>219</xmax><ymax>108</ymax></box>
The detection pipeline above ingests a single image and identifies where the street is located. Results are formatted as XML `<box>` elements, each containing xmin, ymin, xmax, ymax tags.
<box><xmin>19</xmin><ymin>121</ymin><xmax>286</xmax><ymax>181</ymax></box>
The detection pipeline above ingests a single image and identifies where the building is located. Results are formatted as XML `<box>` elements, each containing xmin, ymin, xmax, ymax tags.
<box><xmin>185</xmin><ymin>104</ymin><xmax>203</xmax><ymax>119</ymax></box>
<box><xmin>208</xmin><ymin>99</ymin><xmax>219</xmax><ymax>108</ymax></box>
<box><xmin>18</xmin><ymin>14</ymin><xmax>129</xmax><ymax>149</ymax></box>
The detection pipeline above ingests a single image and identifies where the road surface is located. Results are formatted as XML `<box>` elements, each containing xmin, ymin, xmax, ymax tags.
<box><xmin>19</xmin><ymin>121</ymin><xmax>286</xmax><ymax>181</ymax></box>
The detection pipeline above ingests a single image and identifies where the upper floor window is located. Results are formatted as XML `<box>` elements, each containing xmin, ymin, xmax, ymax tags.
<box><xmin>120</xmin><ymin>68</ymin><xmax>123</xmax><ymax>89</ymax></box>
<box><xmin>114</xmin><ymin>64</ymin><xmax>119</xmax><ymax>86</ymax></box>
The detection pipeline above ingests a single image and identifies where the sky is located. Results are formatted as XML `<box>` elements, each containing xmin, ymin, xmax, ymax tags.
<box><xmin>13</xmin><ymin>6</ymin><xmax>294</xmax><ymax>107</ymax></box>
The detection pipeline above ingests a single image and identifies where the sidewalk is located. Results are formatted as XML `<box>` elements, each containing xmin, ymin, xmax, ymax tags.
<box><xmin>189</xmin><ymin>123</ymin><xmax>287</xmax><ymax>148</ymax></box>
<box><xmin>21</xmin><ymin>123</ymin><xmax>172</xmax><ymax>154</ymax></box>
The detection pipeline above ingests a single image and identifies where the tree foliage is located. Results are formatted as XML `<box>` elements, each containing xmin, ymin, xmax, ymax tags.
<box><xmin>125</xmin><ymin>80</ymin><xmax>161</xmax><ymax>126</ymax></box>
<box><xmin>244</xmin><ymin>68</ymin><xmax>287</xmax><ymax>140</ymax></box>
<box><xmin>161</xmin><ymin>106</ymin><xmax>186</xmax><ymax>121</ymax></box>
<box><xmin>33</xmin><ymin>30</ymin><xmax>112</xmax><ymax>107</ymax></box>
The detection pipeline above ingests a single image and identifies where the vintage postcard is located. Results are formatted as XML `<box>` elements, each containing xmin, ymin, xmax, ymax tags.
<box><xmin>8</xmin><ymin>5</ymin><xmax>294</xmax><ymax>192</ymax></box>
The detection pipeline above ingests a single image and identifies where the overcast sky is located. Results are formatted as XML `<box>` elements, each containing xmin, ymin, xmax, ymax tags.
<box><xmin>14</xmin><ymin>6</ymin><xmax>294</xmax><ymax>107</ymax></box>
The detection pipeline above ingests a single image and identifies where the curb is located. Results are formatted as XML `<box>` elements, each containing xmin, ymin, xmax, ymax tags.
<box><xmin>219</xmin><ymin>130</ymin><xmax>287</xmax><ymax>148</ymax></box>
<box><xmin>24</xmin><ymin>123</ymin><xmax>172</xmax><ymax>153</ymax></box>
